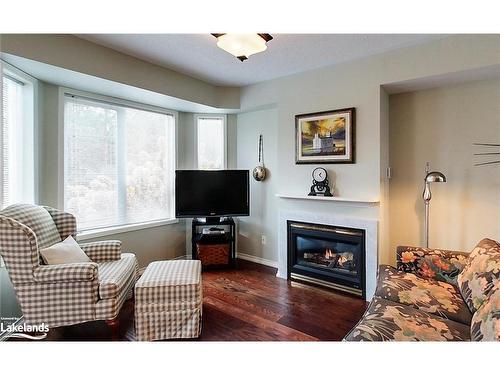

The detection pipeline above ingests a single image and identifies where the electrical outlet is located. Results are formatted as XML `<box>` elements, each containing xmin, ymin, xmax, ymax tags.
<box><xmin>261</xmin><ymin>235</ymin><xmax>267</xmax><ymax>245</ymax></box>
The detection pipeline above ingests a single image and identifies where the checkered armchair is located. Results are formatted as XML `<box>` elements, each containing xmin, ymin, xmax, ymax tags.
<box><xmin>0</xmin><ymin>204</ymin><xmax>138</xmax><ymax>328</ymax></box>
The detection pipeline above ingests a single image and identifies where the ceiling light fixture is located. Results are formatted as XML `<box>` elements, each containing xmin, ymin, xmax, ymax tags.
<box><xmin>212</xmin><ymin>33</ymin><xmax>273</xmax><ymax>62</ymax></box>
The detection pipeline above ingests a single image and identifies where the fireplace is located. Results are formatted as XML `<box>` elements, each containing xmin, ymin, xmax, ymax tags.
<box><xmin>287</xmin><ymin>221</ymin><xmax>366</xmax><ymax>298</ymax></box>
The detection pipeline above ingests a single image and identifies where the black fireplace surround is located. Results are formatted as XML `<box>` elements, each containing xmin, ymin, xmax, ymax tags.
<box><xmin>287</xmin><ymin>220</ymin><xmax>366</xmax><ymax>298</ymax></box>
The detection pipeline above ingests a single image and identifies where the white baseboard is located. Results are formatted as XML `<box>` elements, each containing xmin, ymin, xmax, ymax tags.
<box><xmin>165</xmin><ymin>251</ymin><xmax>277</xmax><ymax>269</ymax></box>
<box><xmin>236</xmin><ymin>252</ymin><xmax>278</xmax><ymax>269</ymax></box>
<box><xmin>173</xmin><ymin>254</ymin><xmax>188</xmax><ymax>260</ymax></box>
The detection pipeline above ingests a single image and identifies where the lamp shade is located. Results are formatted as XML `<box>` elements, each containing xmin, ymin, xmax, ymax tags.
<box><xmin>424</xmin><ymin>171</ymin><xmax>446</xmax><ymax>183</ymax></box>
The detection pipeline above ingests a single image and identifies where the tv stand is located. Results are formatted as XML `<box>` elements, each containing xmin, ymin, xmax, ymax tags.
<box><xmin>191</xmin><ymin>217</ymin><xmax>235</xmax><ymax>267</ymax></box>
<box><xmin>203</xmin><ymin>216</ymin><xmax>228</xmax><ymax>225</ymax></box>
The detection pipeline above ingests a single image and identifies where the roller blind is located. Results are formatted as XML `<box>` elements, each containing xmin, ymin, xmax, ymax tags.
<box><xmin>1</xmin><ymin>76</ymin><xmax>24</xmax><ymax>208</ymax></box>
<box><xmin>63</xmin><ymin>94</ymin><xmax>176</xmax><ymax>231</ymax></box>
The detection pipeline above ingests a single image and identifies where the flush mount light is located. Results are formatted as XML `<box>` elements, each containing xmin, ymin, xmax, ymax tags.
<box><xmin>212</xmin><ymin>33</ymin><xmax>273</xmax><ymax>61</ymax></box>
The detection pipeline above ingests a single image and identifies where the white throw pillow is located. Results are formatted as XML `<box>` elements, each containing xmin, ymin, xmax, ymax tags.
<box><xmin>40</xmin><ymin>235</ymin><xmax>91</xmax><ymax>265</ymax></box>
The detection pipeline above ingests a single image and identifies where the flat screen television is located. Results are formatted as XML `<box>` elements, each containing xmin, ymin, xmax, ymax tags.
<box><xmin>175</xmin><ymin>170</ymin><xmax>249</xmax><ymax>218</ymax></box>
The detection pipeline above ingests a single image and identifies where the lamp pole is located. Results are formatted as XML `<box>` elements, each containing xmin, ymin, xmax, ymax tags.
<box><xmin>422</xmin><ymin>162</ymin><xmax>446</xmax><ymax>248</ymax></box>
<box><xmin>424</xmin><ymin>199</ymin><xmax>431</xmax><ymax>248</ymax></box>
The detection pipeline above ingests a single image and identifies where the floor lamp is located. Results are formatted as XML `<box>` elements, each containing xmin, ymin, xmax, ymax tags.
<box><xmin>422</xmin><ymin>163</ymin><xmax>446</xmax><ymax>248</ymax></box>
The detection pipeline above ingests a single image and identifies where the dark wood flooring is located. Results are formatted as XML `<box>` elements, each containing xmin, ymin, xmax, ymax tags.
<box><xmin>13</xmin><ymin>260</ymin><xmax>368</xmax><ymax>341</ymax></box>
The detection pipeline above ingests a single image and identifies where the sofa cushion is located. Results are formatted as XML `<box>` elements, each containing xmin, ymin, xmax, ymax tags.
<box><xmin>457</xmin><ymin>238</ymin><xmax>500</xmax><ymax>313</ymax></box>
<box><xmin>98</xmin><ymin>253</ymin><xmax>137</xmax><ymax>300</ymax></box>
<box><xmin>470</xmin><ymin>281</ymin><xmax>500</xmax><ymax>341</ymax></box>
<box><xmin>397</xmin><ymin>246</ymin><xmax>468</xmax><ymax>285</ymax></box>
<box><xmin>376</xmin><ymin>265</ymin><xmax>472</xmax><ymax>325</ymax></box>
<box><xmin>344</xmin><ymin>296</ymin><xmax>470</xmax><ymax>341</ymax></box>
<box><xmin>40</xmin><ymin>236</ymin><xmax>91</xmax><ymax>265</ymax></box>
<box><xmin>1</xmin><ymin>204</ymin><xmax>61</xmax><ymax>249</ymax></box>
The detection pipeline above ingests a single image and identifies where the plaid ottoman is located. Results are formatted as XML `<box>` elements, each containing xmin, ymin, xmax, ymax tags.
<box><xmin>135</xmin><ymin>260</ymin><xmax>202</xmax><ymax>341</ymax></box>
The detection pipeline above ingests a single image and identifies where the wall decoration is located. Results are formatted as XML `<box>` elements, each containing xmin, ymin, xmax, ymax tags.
<box><xmin>308</xmin><ymin>167</ymin><xmax>333</xmax><ymax>196</ymax></box>
<box><xmin>252</xmin><ymin>134</ymin><xmax>267</xmax><ymax>181</ymax></box>
<box><xmin>473</xmin><ymin>142</ymin><xmax>500</xmax><ymax>166</ymax></box>
<box><xmin>295</xmin><ymin>107</ymin><xmax>355</xmax><ymax>164</ymax></box>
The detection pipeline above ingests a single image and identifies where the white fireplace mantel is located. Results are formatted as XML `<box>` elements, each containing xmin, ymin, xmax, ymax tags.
<box><xmin>276</xmin><ymin>193</ymin><xmax>380</xmax><ymax>205</ymax></box>
<box><xmin>278</xmin><ymin>210</ymin><xmax>379</xmax><ymax>301</ymax></box>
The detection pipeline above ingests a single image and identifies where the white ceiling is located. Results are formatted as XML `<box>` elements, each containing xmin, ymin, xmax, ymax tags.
<box><xmin>77</xmin><ymin>34</ymin><xmax>445</xmax><ymax>87</ymax></box>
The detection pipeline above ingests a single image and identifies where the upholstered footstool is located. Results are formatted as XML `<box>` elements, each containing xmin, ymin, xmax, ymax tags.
<box><xmin>134</xmin><ymin>260</ymin><xmax>202</xmax><ymax>341</ymax></box>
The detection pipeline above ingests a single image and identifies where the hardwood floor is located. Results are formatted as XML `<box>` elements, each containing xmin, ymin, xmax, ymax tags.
<box><xmin>13</xmin><ymin>260</ymin><xmax>368</xmax><ymax>341</ymax></box>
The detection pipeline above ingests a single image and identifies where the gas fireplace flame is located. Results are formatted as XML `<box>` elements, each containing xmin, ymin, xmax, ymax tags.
<box><xmin>324</xmin><ymin>249</ymin><xmax>335</xmax><ymax>259</ymax></box>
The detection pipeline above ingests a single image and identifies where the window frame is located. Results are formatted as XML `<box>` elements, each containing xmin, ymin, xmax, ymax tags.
<box><xmin>0</xmin><ymin>60</ymin><xmax>39</xmax><ymax>208</ymax></box>
<box><xmin>194</xmin><ymin>114</ymin><xmax>227</xmax><ymax>170</ymax></box>
<box><xmin>58</xmin><ymin>87</ymin><xmax>179</xmax><ymax>239</ymax></box>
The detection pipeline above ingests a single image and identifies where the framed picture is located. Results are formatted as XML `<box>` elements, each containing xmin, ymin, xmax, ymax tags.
<box><xmin>295</xmin><ymin>107</ymin><xmax>355</xmax><ymax>164</ymax></box>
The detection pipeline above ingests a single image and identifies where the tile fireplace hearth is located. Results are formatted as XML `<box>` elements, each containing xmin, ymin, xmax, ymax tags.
<box><xmin>287</xmin><ymin>221</ymin><xmax>366</xmax><ymax>298</ymax></box>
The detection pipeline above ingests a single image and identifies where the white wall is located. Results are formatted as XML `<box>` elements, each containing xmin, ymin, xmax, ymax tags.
<box><xmin>389</xmin><ymin>79</ymin><xmax>500</xmax><ymax>257</ymax></box>
<box><xmin>237</xmin><ymin>107</ymin><xmax>279</xmax><ymax>261</ymax></box>
<box><xmin>379</xmin><ymin>88</ymin><xmax>391</xmax><ymax>264</ymax></box>
<box><xmin>5</xmin><ymin>34</ymin><xmax>500</xmax><ymax>269</ymax></box>
<box><xmin>236</xmin><ymin>35</ymin><xmax>500</xmax><ymax>266</ymax></box>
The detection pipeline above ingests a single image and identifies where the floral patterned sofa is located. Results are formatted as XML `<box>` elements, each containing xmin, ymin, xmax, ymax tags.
<box><xmin>344</xmin><ymin>238</ymin><xmax>500</xmax><ymax>341</ymax></box>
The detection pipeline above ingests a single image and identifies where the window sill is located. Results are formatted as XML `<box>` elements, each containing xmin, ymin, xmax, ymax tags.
<box><xmin>76</xmin><ymin>218</ymin><xmax>180</xmax><ymax>241</ymax></box>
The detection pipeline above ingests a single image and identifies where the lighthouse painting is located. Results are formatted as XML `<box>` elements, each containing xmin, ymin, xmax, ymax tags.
<box><xmin>295</xmin><ymin>107</ymin><xmax>355</xmax><ymax>164</ymax></box>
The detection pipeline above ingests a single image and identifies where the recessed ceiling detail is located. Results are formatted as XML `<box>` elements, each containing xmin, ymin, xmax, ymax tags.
<box><xmin>77</xmin><ymin>34</ymin><xmax>445</xmax><ymax>87</ymax></box>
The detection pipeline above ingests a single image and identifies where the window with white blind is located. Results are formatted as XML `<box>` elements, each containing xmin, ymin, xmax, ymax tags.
<box><xmin>63</xmin><ymin>92</ymin><xmax>176</xmax><ymax>232</ymax></box>
<box><xmin>1</xmin><ymin>64</ymin><xmax>36</xmax><ymax>209</ymax></box>
<box><xmin>196</xmin><ymin>115</ymin><xmax>226</xmax><ymax>170</ymax></box>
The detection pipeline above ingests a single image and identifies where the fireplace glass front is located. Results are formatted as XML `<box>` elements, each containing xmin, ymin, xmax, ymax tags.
<box><xmin>287</xmin><ymin>221</ymin><xmax>365</xmax><ymax>298</ymax></box>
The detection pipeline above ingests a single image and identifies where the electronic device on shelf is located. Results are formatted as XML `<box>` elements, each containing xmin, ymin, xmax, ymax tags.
<box><xmin>175</xmin><ymin>170</ymin><xmax>250</xmax><ymax>224</ymax></box>
<box><xmin>202</xmin><ymin>227</ymin><xmax>226</xmax><ymax>235</ymax></box>
<box><xmin>176</xmin><ymin>170</ymin><xmax>248</xmax><ymax>268</ymax></box>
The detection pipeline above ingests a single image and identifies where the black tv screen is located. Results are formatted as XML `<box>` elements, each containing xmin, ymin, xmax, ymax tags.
<box><xmin>175</xmin><ymin>170</ymin><xmax>249</xmax><ymax>218</ymax></box>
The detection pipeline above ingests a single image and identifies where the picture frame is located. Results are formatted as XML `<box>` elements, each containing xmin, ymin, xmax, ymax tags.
<box><xmin>295</xmin><ymin>107</ymin><xmax>355</xmax><ymax>164</ymax></box>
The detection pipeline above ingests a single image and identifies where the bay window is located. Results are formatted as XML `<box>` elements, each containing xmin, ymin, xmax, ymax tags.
<box><xmin>63</xmin><ymin>91</ymin><xmax>176</xmax><ymax>232</ymax></box>
<box><xmin>196</xmin><ymin>115</ymin><xmax>226</xmax><ymax>170</ymax></box>
<box><xmin>1</xmin><ymin>63</ymin><xmax>36</xmax><ymax>208</ymax></box>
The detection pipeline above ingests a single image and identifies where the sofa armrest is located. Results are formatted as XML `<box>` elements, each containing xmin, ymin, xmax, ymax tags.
<box><xmin>0</xmin><ymin>215</ymin><xmax>39</xmax><ymax>284</ymax></box>
<box><xmin>34</xmin><ymin>262</ymin><xmax>98</xmax><ymax>283</ymax></box>
<box><xmin>79</xmin><ymin>241</ymin><xmax>122</xmax><ymax>263</ymax></box>
<box><xmin>396</xmin><ymin>245</ymin><xmax>469</xmax><ymax>284</ymax></box>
